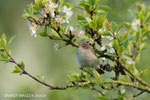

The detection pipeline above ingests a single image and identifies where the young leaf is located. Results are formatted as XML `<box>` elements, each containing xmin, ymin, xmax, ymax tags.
<box><xmin>139</xmin><ymin>70</ymin><xmax>148</xmax><ymax>77</ymax></box>
<box><xmin>42</xmin><ymin>76</ymin><xmax>46</xmax><ymax>82</ymax></box>
<box><xmin>7</xmin><ymin>36</ymin><xmax>16</xmax><ymax>47</ymax></box>
<box><xmin>110</xmin><ymin>21</ymin><xmax>117</xmax><ymax>32</ymax></box>
<box><xmin>113</xmin><ymin>39</ymin><xmax>119</xmax><ymax>49</ymax></box>
<box><xmin>12</xmin><ymin>66</ymin><xmax>22</xmax><ymax>74</ymax></box>
<box><xmin>21</xmin><ymin>61</ymin><xmax>25</xmax><ymax>69</ymax></box>
<box><xmin>63</xmin><ymin>3</ymin><xmax>73</xmax><ymax>8</ymax></box>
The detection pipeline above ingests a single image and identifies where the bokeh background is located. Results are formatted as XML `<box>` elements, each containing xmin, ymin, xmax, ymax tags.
<box><xmin>0</xmin><ymin>0</ymin><xmax>150</xmax><ymax>100</ymax></box>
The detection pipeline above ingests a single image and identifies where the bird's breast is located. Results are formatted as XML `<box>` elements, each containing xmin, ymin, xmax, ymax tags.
<box><xmin>77</xmin><ymin>47</ymin><xmax>99</xmax><ymax>68</ymax></box>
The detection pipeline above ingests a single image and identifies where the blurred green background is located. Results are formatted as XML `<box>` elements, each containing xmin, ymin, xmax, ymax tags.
<box><xmin>0</xmin><ymin>0</ymin><xmax>150</xmax><ymax>100</ymax></box>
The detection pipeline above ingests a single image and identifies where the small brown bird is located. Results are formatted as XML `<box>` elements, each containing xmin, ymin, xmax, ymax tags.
<box><xmin>77</xmin><ymin>42</ymin><xmax>104</xmax><ymax>74</ymax></box>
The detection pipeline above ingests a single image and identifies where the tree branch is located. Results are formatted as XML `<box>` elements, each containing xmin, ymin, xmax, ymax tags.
<box><xmin>104</xmin><ymin>81</ymin><xmax>150</xmax><ymax>93</ymax></box>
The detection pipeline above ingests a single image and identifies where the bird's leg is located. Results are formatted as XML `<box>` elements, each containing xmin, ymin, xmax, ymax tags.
<box><xmin>80</xmin><ymin>67</ymin><xmax>94</xmax><ymax>77</ymax></box>
<box><xmin>80</xmin><ymin>67</ymin><xmax>86</xmax><ymax>78</ymax></box>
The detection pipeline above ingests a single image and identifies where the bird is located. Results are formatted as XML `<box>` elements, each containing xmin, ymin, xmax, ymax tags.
<box><xmin>76</xmin><ymin>42</ymin><xmax>104</xmax><ymax>74</ymax></box>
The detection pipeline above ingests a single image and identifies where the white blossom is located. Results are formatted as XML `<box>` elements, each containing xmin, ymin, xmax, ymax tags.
<box><xmin>128</xmin><ymin>60</ymin><xmax>135</xmax><ymax>65</ymax></box>
<box><xmin>105</xmin><ymin>36</ymin><xmax>110</xmax><ymax>39</ymax></box>
<box><xmin>108</xmin><ymin>48</ymin><xmax>115</xmax><ymax>53</ymax></box>
<box><xmin>45</xmin><ymin>1</ymin><xmax>58</xmax><ymax>18</ymax></box>
<box><xmin>101</xmin><ymin>45</ymin><xmax>106</xmax><ymax>51</ymax></box>
<box><xmin>69</xmin><ymin>26</ymin><xmax>75</xmax><ymax>32</ymax></box>
<box><xmin>102</xmin><ymin>57</ymin><xmax>106</xmax><ymax>60</ymax></box>
<box><xmin>55</xmin><ymin>15</ymin><xmax>65</xmax><ymax>23</ymax></box>
<box><xmin>28</xmin><ymin>23</ymin><xmax>38</xmax><ymax>38</ymax></box>
<box><xmin>78</xmin><ymin>31</ymin><xmax>85</xmax><ymax>37</ymax></box>
<box><xmin>109</xmin><ymin>42</ymin><xmax>113</xmax><ymax>47</ymax></box>
<box><xmin>132</xmin><ymin>19</ymin><xmax>140</xmax><ymax>31</ymax></box>
<box><xmin>62</xmin><ymin>6</ymin><xmax>73</xmax><ymax>23</ymax></box>
<box><xmin>53</xmin><ymin>43</ymin><xmax>60</xmax><ymax>51</ymax></box>
<box><xmin>63</xmin><ymin>6</ymin><xmax>73</xmax><ymax>18</ymax></box>
<box><xmin>109</xmin><ymin>37</ymin><xmax>113</xmax><ymax>40</ymax></box>
<box><xmin>136</xmin><ymin>19</ymin><xmax>140</xmax><ymax>25</ymax></box>
<box><xmin>98</xmin><ymin>29</ymin><xmax>103</xmax><ymax>32</ymax></box>
<box><xmin>121</xmin><ymin>89</ymin><xmax>125</xmax><ymax>94</ymax></box>
<box><xmin>101</xmin><ymin>36</ymin><xmax>105</xmax><ymax>38</ymax></box>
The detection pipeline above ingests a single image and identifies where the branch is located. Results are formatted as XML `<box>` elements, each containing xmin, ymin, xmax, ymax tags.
<box><xmin>4</xmin><ymin>49</ymin><xmax>105</xmax><ymax>96</ymax></box>
<box><xmin>104</xmin><ymin>81</ymin><xmax>150</xmax><ymax>93</ymax></box>
<box><xmin>5</xmin><ymin>50</ymin><xmax>76</xmax><ymax>90</ymax></box>
<box><xmin>123</xmin><ymin>66</ymin><xmax>150</xmax><ymax>87</ymax></box>
<box><xmin>133</xmin><ymin>91</ymin><xmax>144</xmax><ymax>97</ymax></box>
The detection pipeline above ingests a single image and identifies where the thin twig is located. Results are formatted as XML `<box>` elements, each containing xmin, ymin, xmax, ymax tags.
<box><xmin>5</xmin><ymin>50</ymin><xmax>78</xmax><ymax>90</ymax></box>
<box><xmin>91</xmin><ymin>86</ymin><xmax>105</xmax><ymax>96</ymax></box>
<box><xmin>133</xmin><ymin>91</ymin><xmax>145</xmax><ymax>97</ymax></box>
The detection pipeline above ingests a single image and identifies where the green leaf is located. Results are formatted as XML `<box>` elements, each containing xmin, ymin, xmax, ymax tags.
<box><xmin>97</xmin><ymin>13</ymin><xmax>107</xmax><ymax>28</ymax></box>
<box><xmin>42</xmin><ymin>0</ymin><xmax>47</xmax><ymax>6</ymax></box>
<box><xmin>118</xmin><ymin>46</ymin><xmax>125</xmax><ymax>55</ymax></box>
<box><xmin>33</xmin><ymin>5</ymin><xmax>40</xmax><ymax>11</ymax></box>
<box><xmin>77</xmin><ymin>15</ymin><xmax>86</xmax><ymax>21</ymax></box>
<box><xmin>140</xmin><ymin>43</ymin><xmax>147</xmax><ymax>51</ymax></box>
<box><xmin>142</xmin><ymin>31</ymin><xmax>150</xmax><ymax>38</ymax></box>
<box><xmin>93</xmin><ymin>70</ymin><xmax>101</xmax><ymax>83</ymax></box>
<box><xmin>89</xmin><ymin>21</ymin><xmax>97</xmax><ymax>30</ymax></box>
<box><xmin>35</xmin><ymin>0</ymin><xmax>42</xmax><ymax>5</ymax></box>
<box><xmin>114</xmin><ymin>23</ymin><xmax>124</xmax><ymax>32</ymax></box>
<box><xmin>7</xmin><ymin>36</ymin><xmax>16</xmax><ymax>47</ymax></box>
<box><xmin>12</xmin><ymin>70</ymin><xmax>21</xmax><ymax>73</ymax></box>
<box><xmin>58</xmin><ymin>0</ymin><xmax>64</xmax><ymax>8</ymax></box>
<box><xmin>139</xmin><ymin>70</ymin><xmax>148</xmax><ymax>77</ymax></box>
<box><xmin>67</xmin><ymin>75</ymin><xmax>73</xmax><ymax>82</ymax></box>
<box><xmin>21</xmin><ymin>61</ymin><xmax>25</xmax><ymax>69</ymax></box>
<box><xmin>37</xmin><ymin>75</ymin><xmax>41</xmax><ymax>79</ymax></box>
<box><xmin>94</xmin><ymin>0</ymin><xmax>106</xmax><ymax>7</ymax></box>
<box><xmin>0</xmin><ymin>39</ymin><xmax>7</xmax><ymax>49</ymax></box>
<box><xmin>42</xmin><ymin>76</ymin><xmax>46</xmax><ymax>82</ymax></box>
<box><xmin>23</xmin><ymin>8</ymin><xmax>32</xmax><ymax>18</ymax></box>
<box><xmin>113</xmin><ymin>40</ymin><xmax>119</xmax><ymax>49</ymax></box>
<box><xmin>104</xmin><ymin>52</ymin><xmax>116</xmax><ymax>57</ymax></box>
<box><xmin>0</xmin><ymin>33</ymin><xmax>7</xmax><ymax>49</ymax></box>
<box><xmin>145</xmin><ymin>16</ymin><xmax>150</xmax><ymax>23</ymax></box>
<box><xmin>37</xmin><ymin>26</ymin><xmax>48</xmax><ymax>37</ymax></box>
<box><xmin>63</xmin><ymin>3</ymin><xmax>73</xmax><ymax>8</ymax></box>
<box><xmin>78</xmin><ymin>1</ymin><xmax>90</xmax><ymax>13</ymax></box>
<box><xmin>110</xmin><ymin>21</ymin><xmax>117</xmax><ymax>32</ymax></box>
<box><xmin>1</xmin><ymin>52</ymin><xmax>8</xmax><ymax>59</ymax></box>
<box><xmin>12</xmin><ymin>66</ymin><xmax>22</xmax><ymax>74</ymax></box>
<box><xmin>121</xmin><ymin>32</ymin><xmax>128</xmax><ymax>42</ymax></box>
<box><xmin>100</xmin><ymin>31</ymin><xmax>111</xmax><ymax>36</ymax></box>
<box><xmin>48</xmin><ymin>28</ymin><xmax>60</xmax><ymax>39</ymax></box>
<box><xmin>86</xmin><ymin>17</ymin><xmax>92</xmax><ymax>23</ymax></box>
<box><xmin>128</xmin><ymin>9</ymin><xmax>136</xmax><ymax>16</ymax></box>
<box><xmin>124</xmin><ymin>22</ymin><xmax>131</xmax><ymax>29</ymax></box>
<box><xmin>135</xmin><ymin>54</ymin><xmax>140</xmax><ymax>65</ymax></box>
<box><xmin>135</xmin><ymin>32</ymin><xmax>140</xmax><ymax>42</ymax></box>
<box><xmin>29</xmin><ymin>3</ymin><xmax>33</xmax><ymax>15</ymax></box>
<box><xmin>39</xmin><ymin>32</ymin><xmax>48</xmax><ymax>37</ymax></box>
<box><xmin>1</xmin><ymin>33</ymin><xmax>7</xmax><ymax>40</ymax></box>
<box><xmin>99</xmin><ymin>5</ymin><xmax>111</xmax><ymax>10</ymax></box>
<box><xmin>0</xmin><ymin>59</ymin><xmax>10</xmax><ymax>62</ymax></box>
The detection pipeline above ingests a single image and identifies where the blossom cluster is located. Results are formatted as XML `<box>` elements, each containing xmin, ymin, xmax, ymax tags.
<box><xmin>28</xmin><ymin>0</ymin><xmax>73</xmax><ymax>38</ymax></box>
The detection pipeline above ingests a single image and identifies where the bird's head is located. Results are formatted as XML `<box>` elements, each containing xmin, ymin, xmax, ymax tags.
<box><xmin>79</xmin><ymin>42</ymin><xmax>92</xmax><ymax>49</ymax></box>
